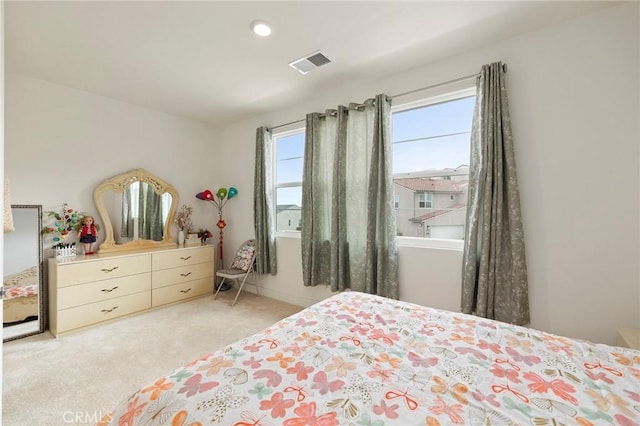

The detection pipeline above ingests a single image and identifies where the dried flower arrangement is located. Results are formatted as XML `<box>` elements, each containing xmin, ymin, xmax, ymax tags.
<box><xmin>174</xmin><ymin>205</ymin><xmax>193</xmax><ymax>232</ymax></box>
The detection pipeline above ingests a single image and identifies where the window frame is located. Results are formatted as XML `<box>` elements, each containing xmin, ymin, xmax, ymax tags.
<box><xmin>273</xmin><ymin>126</ymin><xmax>306</xmax><ymax>236</ymax></box>
<box><xmin>391</xmin><ymin>85</ymin><xmax>476</xmax><ymax>250</ymax></box>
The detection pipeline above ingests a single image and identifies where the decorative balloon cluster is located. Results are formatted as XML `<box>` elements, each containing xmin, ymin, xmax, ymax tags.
<box><xmin>195</xmin><ymin>187</ymin><xmax>238</xmax><ymax>213</ymax></box>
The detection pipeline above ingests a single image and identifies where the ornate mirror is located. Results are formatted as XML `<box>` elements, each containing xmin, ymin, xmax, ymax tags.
<box><xmin>3</xmin><ymin>205</ymin><xmax>45</xmax><ymax>342</ymax></box>
<box><xmin>94</xmin><ymin>168</ymin><xmax>179</xmax><ymax>253</ymax></box>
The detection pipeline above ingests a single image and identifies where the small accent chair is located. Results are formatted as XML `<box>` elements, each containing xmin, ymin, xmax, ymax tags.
<box><xmin>214</xmin><ymin>239</ymin><xmax>256</xmax><ymax>306</ymax></box>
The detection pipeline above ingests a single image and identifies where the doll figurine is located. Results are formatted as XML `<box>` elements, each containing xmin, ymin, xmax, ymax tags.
<box><xmin>78</xmin><ymin>216</ymin><xmax>99</xmax><ymax>255</ymax></box>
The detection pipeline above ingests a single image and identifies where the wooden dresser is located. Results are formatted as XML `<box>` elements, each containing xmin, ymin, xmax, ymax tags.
<box><xmin>49</xmin><ymin>244</ymin><xmax>214</xmax><ymax>337</ymax></box>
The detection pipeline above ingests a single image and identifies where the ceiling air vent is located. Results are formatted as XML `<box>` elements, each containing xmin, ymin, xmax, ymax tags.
<box><xmin>289</xmin><ymin>50</ymin><xmax>331</xmax><ymax>75</ymax></box>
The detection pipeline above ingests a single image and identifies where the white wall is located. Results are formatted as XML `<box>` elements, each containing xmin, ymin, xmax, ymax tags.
<box><xmin>4</xmin><ymin>73</ymin><xmax>221</xmax><ymax>244</ymax></box>
<box><xmin>216</xmin><ymin>3</ymin><xmax>639</xmax><ymax>345</ymax></box>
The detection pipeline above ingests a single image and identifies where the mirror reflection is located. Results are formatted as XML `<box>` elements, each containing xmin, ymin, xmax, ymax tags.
<box><xmin>95</xmin><ymin>168</ymin><xmax>178</xmax><ymax>253</ymax></box>
<box><xmin>103</xmin><ymin>181</ymin><xmax>172</xmax><ymax>244</ymax></box>
<box><xmin>3</xmin><ymin>205</ymin><xmax>45</xmax><ymax>342</ymax></box>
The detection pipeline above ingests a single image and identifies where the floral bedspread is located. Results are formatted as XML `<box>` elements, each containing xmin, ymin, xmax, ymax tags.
<box><xmin>3</xmin><ymin>266</ymin><xmax>38</xmax><ymax>300</ymax></box>
<box><xmin>4</xmin><ymin>283</ymin><xmax>37</xmax><ymax>300</ymax></box>
<box><xmin>103</xmin><ymin>291</ymin><xmax>640</xmax><ymax>425</ymax></box>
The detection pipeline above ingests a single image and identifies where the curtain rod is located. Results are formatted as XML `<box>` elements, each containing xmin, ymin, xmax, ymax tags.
<box><xmin>392</xmin><ymin>63</ymin><xmax>507</xmax><ymax>100</ymax></box>
<box><xmin>268</xmin><ymin>63</ymin><xmax>507</xmax><ymax>131</ymax></box>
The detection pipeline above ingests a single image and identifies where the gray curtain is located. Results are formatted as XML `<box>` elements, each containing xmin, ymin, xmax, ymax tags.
<box><xmin>139</xmin><ymin>183</ymin><xmax>163</xmax><ymax>241</ymax></box>
<box><xmin>461</xmin><ymin>62</ymin><xmax>529</xmax><ymax>326</ymax></box>
<box><xmin>365</xmin><ymin>96</ymin><xmax>398</xmax><ymax>297</ymax></box>
<box><xmin>254</xmin><ymin>127</ymin><xmax>277</xmax><ymax>275</ymax></box>
<box><xmin>302</xmin><ymin>94</ymin><xmax>399</xmax><ymax>299</ymax></box>
<box><xmin>121</xmin><ymin>185</ymin><xmax>133</xmax><ymax>238</ymax></box>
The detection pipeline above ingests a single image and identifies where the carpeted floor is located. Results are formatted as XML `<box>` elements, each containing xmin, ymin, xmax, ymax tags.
<box><xmin>2</xmin><ymin>291</ymin><xmax>303</xmax><ymax>426</ymax></box>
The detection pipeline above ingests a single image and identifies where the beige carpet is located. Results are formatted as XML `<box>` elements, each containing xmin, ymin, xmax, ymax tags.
<box><xmin>2</xmin><ymin>291</ymin><xmax>303</xmax><ymax>426</ymax></box>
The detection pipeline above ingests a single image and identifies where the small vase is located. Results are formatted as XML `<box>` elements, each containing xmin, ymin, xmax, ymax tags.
<box><xmin>178</xmin><ymin>230</ymin><xmax>185</xmax><ymax>246</ymax></box>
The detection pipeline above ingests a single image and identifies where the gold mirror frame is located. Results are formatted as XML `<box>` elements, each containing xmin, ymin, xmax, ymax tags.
<box><xmin>94</xmin><ymin>168</ymin><xmax>179</xmax><ymax>253</ymax></box>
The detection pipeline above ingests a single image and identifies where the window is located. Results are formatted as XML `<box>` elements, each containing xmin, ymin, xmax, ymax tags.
<box><xmin>272</xmin><ymin>86</ymin><xmax>476</xmax><ymax>245</ymax></box>
<box><xmin>274</xmin><ymin>130</ymin><xmax>304</xmax><ymax>232</ymax></box>
<box><xmin>392</xmin><ymin>87</ymin><xmax>475</xmax><ymax>242</ymax></box>
<box><xmin>418</xmin><ymin>193</ymin><xmax>432</xmax><ymax>208</ymax></box>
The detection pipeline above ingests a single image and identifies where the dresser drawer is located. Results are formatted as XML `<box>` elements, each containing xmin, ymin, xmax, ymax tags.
<box><xmin>57</xmin><ymin>291</ymin><xmax>151</xmax><ymax>333</ymax></box>
<box><xmin>56</xmin><ymin>255</ymin><xmax>151</xmax><ymax>287</ymax></box>
<box><xmin>152</xmin><ymin>263</ymin><xmax>214</xmax><ymax>289</ymax></box>
<box><xmin>57</xmin><ymin>273</ymin><xmax>151</xmax><ymax>309</ymax></box>
<box><xmin>152</xmin><ymin>246</ymin><xmax>214</xmax><ymax>271</ymax></box>
<box><xmin>152</xmin><ymin>277</ymin><xmax>213</xmax><ymax>307</ymax></box>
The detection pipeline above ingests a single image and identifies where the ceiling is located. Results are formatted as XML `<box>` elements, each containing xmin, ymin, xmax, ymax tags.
<box><xmin>5</xmin><ymin>1</ymin><xmax>615</xmax><ymax>127</ymax></box>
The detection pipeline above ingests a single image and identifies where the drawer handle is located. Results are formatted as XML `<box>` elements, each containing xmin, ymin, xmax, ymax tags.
<box><xmin>101</xmin><ymin>286</ymin><xmax>119</xmax><ymax>293</ymax></box>
<box><xmin>180</xmin><ymin>288</ymin><xmax>192</xmax><ymax>294</ymax></box>
<box><xmin>101</xmin><ymin>267</ymin><xmax>119</xmax><ymax>273</ymax></box>
<box><xmin>180</xmin><ymin>272</ymin><xmax>192</xmax><ymax>277</ymax></box>
<box><xmin>101</xmin><ymin>306</ymin><xmax>118</xmax><ymax>313</ymax></box>
<box><xmin>180</xmin><ymin>256</ymin><xmax>192</xmax><ymax>261</ymax></box>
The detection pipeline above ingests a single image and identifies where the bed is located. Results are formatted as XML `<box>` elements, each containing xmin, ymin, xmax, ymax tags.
<box><xmin>102</xmin><ymin>291</ymin><xmax>640</xmax><ymax>425</ymax></box>
<box><xmin>3</xmin><ymin>266</ymin><xmax>39</xmax><ymax>325</ymax></box>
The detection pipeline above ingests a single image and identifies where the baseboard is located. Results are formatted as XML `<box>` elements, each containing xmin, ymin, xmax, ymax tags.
<box><xmin>236</xmin><ymin>280</ymin><xmax>324</xmax><ymax>308</ymax></box>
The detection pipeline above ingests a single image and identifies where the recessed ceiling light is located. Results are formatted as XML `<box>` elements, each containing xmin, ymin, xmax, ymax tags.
<box><xmin>250</xmin><ymin>20</ymin><xmax>272</xmax><ymax>37</ymax></box>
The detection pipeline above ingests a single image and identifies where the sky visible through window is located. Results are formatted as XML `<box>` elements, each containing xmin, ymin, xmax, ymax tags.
<box><xmin>276</xmin><ymin>132</ymin><xmax>305</xmax><ymax>185</ymax></box>
<box><xmin>275</xmin><ymin>95</ymin><xmax>475</xmax><ymax>206</ymax></box>
<box><xmin>393</xmin><ymin>96</ymin><xmax>474</xmax><ymax>173</ymax></box>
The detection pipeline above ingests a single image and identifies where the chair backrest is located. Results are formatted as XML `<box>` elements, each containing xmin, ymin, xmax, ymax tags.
<box><xmin>229</xmin><ymin>239</ymin><xmax>256</xmax><ymax>272</ymax></box>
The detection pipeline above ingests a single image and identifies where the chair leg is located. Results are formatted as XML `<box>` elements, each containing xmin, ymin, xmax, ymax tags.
<box><xmin>255</xmin><ymin>272</ymin><xmax>259</xmax><ymax>297</ymax></box>
<box><xmin>214</xmin><ymin>277</ymin><xmax>226</xmax><ymax>300</ymax></box>
<box><xmin>232</xmin><ymin>275</ymin><xmax>250</xmax><ymax>307</ymax></box>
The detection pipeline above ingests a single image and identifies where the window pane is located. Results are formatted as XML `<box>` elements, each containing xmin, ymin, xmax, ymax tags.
<box><xmin>393</xmin><ymin>133</ymin><xmax>471</xmax><ymax>174</ymax></box>
<box><xmin>276</xmin><ymin>132</ymin><xmax>305</xmax><ymax>184</ymax></box>
<box><xmin>392</xmin><ymin>94</ymin><xmax>474</xmax><ymax>240</ymax></box>
<box><xmin>392</xmin><ymin>96</ymin><xmax>474</xmax><ymax>144</ymax></box>
<box><xmin>276</xmin><ymin>186</ymin><xmax>302</xmax><ymax>231</ymax></box>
